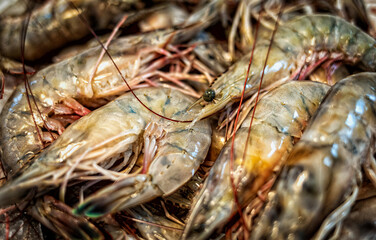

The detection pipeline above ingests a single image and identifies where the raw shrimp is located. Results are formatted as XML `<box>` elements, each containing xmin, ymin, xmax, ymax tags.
<box><xmin>183</xmin><ymin>81</ymin><xmax>330</xmax><ymax>240</ymax></box>
<box><xmin>73</xmin><ymin>88</ymin><xmax>211</xmax><ymax>217</ymax></box>
<box><xmin>192</xmin><ymin>14</ymin><xmax>376</xmax><ymax>125</ymax></box>
<box><xmin>0</xmin><ymin>88</ymin><xmax>211</xmax><ymax>216</ymax></box>
<box><xmin>0</xmin><ymin>24</ymin><xmax>208</xmax><ymax>176</ymax></box>
<box><xmin>228</xmin><ymin>0</ymin><xmax>371</xmax><ymax>57</ymax></box>
<box><xmin>0</xmin><ymin>0</ymin><xmax>143</xmax><ymax>60</ymax></box>
<box><xmin>251</xmin><ymin>72</ymin><xmax>376</xmax><ymax>240</ymax></box>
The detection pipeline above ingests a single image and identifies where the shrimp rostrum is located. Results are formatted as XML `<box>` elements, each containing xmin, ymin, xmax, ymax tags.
<box><xmin>251</xmin><ymin>72</ymin><xmax>376</xmax><ymax>240</ymax></box>
<box><xmin>183</xmin><ymin>81</ymin><xmax>330</xmax><ymax>240</ymax></box>
<box><xmin>193</xmin><ymin>14</ymin><xmax>376</xmax><ymax>125</ymax></box>
<box><xmin>0</xmin><ymin>87</ymin><xmax>211</xmax><ymax>216</ymax></box>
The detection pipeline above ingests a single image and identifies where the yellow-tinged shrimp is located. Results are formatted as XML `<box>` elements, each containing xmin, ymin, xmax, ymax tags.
<box><xmin>182</xmin><ymin>81</ymin><xmax>330</xmax><ymax>240</ymax></box>
<box><xmin>251</xmin><ymin>72</ymin><xmax>376</xmax><ymax>240</ymax></box>
<box><xmin>0</xmin><ymin>88</ymin><xmax>211</xmax><ymax>215</ymax></box>
<box><xmin>192</xmin><ymin>14</ymin><xmax>376</xmax><ymax>124</ymax></box>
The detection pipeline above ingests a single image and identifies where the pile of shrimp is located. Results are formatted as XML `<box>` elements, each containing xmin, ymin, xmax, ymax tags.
<box><xmin>1</xmin><ymin>0</ymin><xmax>376</xmax><ymax>239</ymax></box>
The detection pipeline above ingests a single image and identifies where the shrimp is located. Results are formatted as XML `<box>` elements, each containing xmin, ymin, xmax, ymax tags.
<box><xmin>0</xmin><ymin>87</ymin><xmax>211</xmax><ymax>213</ymax></box>
<box><xmin>0</xmin><ymin>0</ymin><xmax>144</xmax><ymax>61</ymax></box>
<box><xmin>73</xmin><ymin>89</ymin><xmax>211</xmax><ymax>217</ymax></box>
<box><xmin>192</xmin><ymin>14</ymin><xmax>376</xmax><ymax>126</ymax></box>
<box><xmin>251</xmin><ymin>72</ymin><xmax>376</xmax><ymax>240</ymax></box>
<box><xmin>182</xmin><ymin>81</ymin><xmax>330</xmax><ymax>240</ymax></box>
<box><xmin>0</xmin><ymin>22</ymin><xmax>212</xmax><ymax>177</ymax></box>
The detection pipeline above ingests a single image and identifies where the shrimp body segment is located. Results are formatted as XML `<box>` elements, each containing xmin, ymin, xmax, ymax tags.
<box><xmin>183</xmin><ymin>81</ymin><xmax>330</xmax><ymax>240</ymax></box>
<box><xmin>251</xmin><ymin>72</ymin><xmax>376</xmax><ymax>240</ymax></box>
<box><xmin>0</xmin><ymin>88</ymin><xmax>211</xmax><ymax>210</ymax></box>
<box><xmin>193</xmin><ymin>14</ymin><xmax>376</xmax><ymax>122</ymax></box>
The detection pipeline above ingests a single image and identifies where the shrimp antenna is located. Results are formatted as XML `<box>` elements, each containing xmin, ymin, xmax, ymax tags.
<box><xmin>242</xmin><ymin>2</ymin><xmax>284</xmax><ymax>173</ymax></box>
<box><xmin>243</xmin><ymin>1</ymin><xmax>284</xmax><ymax>235</ymax></box>
<box><xmin>228</xmin><ymin>4</ymin><xmax>263</xmax><ymax>237</ymax></box>
<box><xmin>228</xmin><ymin>1</ymin><xmax>284</xmax><ymax>237</ymax></box>
<box><xmin>121</xmin><ymin>215</ymin><xmax>184</xmax><ymax>232</ymax></box>
<box><xmin>21</xmin><ymin>1</ymin><xmax>57</xmax><ymax>148</ymax></box>
<box><xmin>68</xmin><ymin>1</ymin><xmax>193</xmax><ymax>123</ymax></box>
<box><xmin>20</xmin><ymin>1</ymin><xmax>46</xmax><ymax>148</ymax></box>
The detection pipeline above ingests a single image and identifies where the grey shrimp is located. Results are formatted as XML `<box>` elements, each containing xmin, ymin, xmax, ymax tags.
<box><xmin>251</xmin><ymin>72</ymin><xmax>376</xmax><ymax>240</ymax></box>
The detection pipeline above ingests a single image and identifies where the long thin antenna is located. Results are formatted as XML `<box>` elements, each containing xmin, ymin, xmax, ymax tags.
<box><xmin>68</xmin><ymin>1</ymin><xmax>193</xmax><ymax>123</ymax></box>
<box><xmin>228</xmin><ymin>8</ymin><xmax>262</xmax><ymax>235</ymax></box>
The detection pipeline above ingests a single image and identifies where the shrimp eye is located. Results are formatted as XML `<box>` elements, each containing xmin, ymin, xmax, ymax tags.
<box><xmin>203</xmin><ymin>88</ymin><xmax>215</xmax><ymax>102</ymax></box>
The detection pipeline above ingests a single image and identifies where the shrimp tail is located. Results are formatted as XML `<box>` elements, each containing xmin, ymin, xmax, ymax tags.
<box><xmin>74</xmin><ymin>174</ymin><xmax>162</xmax><ymax>218</ymax></box>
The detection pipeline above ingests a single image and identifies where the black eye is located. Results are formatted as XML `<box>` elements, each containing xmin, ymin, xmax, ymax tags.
<box><xmin>203</xmin><ymin>88</ymin><xmax>215</xmax><ymax>102</ymax></box>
